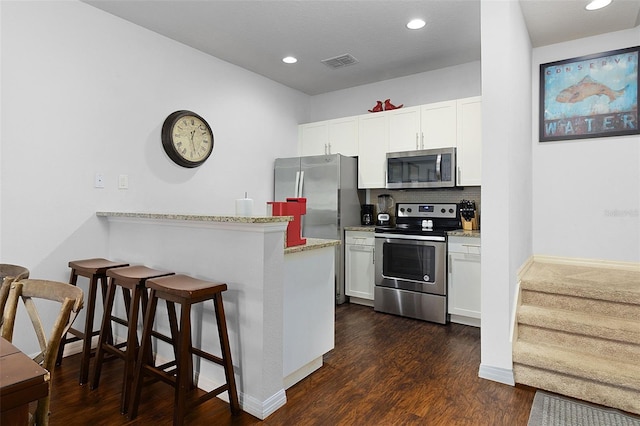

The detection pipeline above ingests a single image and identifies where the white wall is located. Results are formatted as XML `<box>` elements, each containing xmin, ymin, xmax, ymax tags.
<box><xmin>532</xmin><ymin>27</ymin><xmax>640</xmax><ymax>262</ymax></box>
<box><xmin>0</xmin><ymin>1</ymin><xmax>308</xmax><ymax>352</ymax></box>
<box><xmin>479</xmin><ymin>0</ymin><xmax>533</xmax><ymax>384</ymax></box>
<box><xmin>308</xmin><ymin>61</ymin><xmax>481</xmax><ymax>122</ymax></box>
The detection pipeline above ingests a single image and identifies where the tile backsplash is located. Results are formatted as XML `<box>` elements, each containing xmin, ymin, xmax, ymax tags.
<box><xmin>363</xmin><ymin>187</ymin><xmax>481</xmax><ymax>226</ymax></box>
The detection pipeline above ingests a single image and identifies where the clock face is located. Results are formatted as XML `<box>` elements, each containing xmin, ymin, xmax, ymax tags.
<box><xmin>162</xmin><ymin>111</ymin><xmax>214</xmax><ymax>168</ymax></box>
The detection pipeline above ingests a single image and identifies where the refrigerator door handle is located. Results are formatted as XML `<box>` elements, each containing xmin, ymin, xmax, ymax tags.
<box><xmin>298</xmin><ymin>171</ymin><xmax>305</xmax><ymax>197</ymax></box>
<box><xmin>294</xmin><ymin>171</ymin><xmax>300</xmax><ymax>198</ymax></box>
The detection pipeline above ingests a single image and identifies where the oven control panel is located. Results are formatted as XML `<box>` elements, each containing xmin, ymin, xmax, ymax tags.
<box><xmin>396</xmin><ymin>203</ymin><xmax>458</xmax><ymax>219</ymax></box>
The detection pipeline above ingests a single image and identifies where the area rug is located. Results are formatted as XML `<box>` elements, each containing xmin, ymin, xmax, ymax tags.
<box><xmin>528</xmin><ymin>390</ymin><xmax>640</xmax><ymax>426</ymax></box>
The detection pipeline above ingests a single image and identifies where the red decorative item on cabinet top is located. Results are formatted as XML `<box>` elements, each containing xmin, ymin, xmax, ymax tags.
<box><xmin>384</xmin><ymin>99</ymin><xmax>403</xmax><ymax>110</ymax></box>
<box><xmin>368</xmin><ymin>100</ymin><xmax>383</xmax><ymax>113</ymax></box>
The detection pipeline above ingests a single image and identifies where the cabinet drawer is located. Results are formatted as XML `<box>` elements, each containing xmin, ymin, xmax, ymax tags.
<box><xmin>345</xmin><ymin>231</ymin><xmax>375</xmax><ymax>246</ymax></box>
<box><xmin>448</xmin><ymin>236</ymin><xmax>481</xmax><ymax>254</ymax></box>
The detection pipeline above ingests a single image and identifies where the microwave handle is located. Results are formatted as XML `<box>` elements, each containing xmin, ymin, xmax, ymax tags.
<box><xmin>436</xmin><ymin>154</ymin><xmax>442</xmax><ymax>180</ymax></box>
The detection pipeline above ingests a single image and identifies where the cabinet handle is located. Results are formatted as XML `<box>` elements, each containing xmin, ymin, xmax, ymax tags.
<box><xmin>415</xmin><ymin>133</ymin><xmax>419</xmax><ymax>150</ymax></box>
<box><xmin>421</xmin><ymin>132</ymin><xmax>424</xmax><ymax>149</ymax></box>
<box><xmin>372</xmin><ymin>248</ymin><xmax>375</xmax><ymax>264</ymax></box>
<box><xmin>328</xmin><ymin>142</ymin><xmax>332</xmax><ymax>154</ymax></box>
<box><xmin>448</xmin><ymin>254</ymin><xmax>452</xmax><ymax>275</ymax></box>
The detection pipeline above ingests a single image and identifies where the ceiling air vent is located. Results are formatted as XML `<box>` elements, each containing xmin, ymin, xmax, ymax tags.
<box><xmin>321</xmin><ymin>54</ymin><xmax>359</xmax><ymax>69</ymax></box>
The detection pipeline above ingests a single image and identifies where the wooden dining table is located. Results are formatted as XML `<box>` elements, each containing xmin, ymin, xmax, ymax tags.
<box><xmin>0</xmin><ymin>337</ymin><xmax>50</xmax><ymax>424</ymax></box>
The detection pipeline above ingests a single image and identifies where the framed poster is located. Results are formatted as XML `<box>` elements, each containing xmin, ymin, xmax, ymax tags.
<box><xmin>540</xmin><ymin>46</ymin><xmax>639</xmax><ymax>142</ymax></box>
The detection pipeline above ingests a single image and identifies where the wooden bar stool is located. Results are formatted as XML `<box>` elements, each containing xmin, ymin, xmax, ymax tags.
<box><xmin>128</xmin><ymin>274</ymin><xmax>240</xmax><ymax>425</ymax></box>
<box><xmin>90</xmin><ymin>265</ymin><xmax>174</xmax><ymax>414</ymax></box>
<box><xmin>57</xmin><ymin>258</ymin><xmax>129</xmax><ymax>384</ymax></box>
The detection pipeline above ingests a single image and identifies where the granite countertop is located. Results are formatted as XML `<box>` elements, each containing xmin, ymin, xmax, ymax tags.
<box><xmin>344</xmin><ymin>226</ymin><xmax>376</xmax><ymax>232</ymax></box>
<box><xmin>284</xmin><ymin>238</ymin><xmax>340</xmax><ymax>254</ymax></box>
<box><xmin>96</xmin><ymin>211</ymin><xmax>292</xmax><ymax>223</ymax></box>
<box><xmin>448</xmin><ymin>229</ymin><xmax>481</xmax><ymax>238</ymax></box>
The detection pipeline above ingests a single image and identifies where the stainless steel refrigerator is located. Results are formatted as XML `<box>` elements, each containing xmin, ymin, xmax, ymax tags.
<box><xmin>274</xmin><ymin>154</ymin><xmax>360</xmax><ymax>304</ymax></box>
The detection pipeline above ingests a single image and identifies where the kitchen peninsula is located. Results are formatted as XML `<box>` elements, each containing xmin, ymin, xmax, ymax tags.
<box><xmin>96</xmin><ymin>212</ymin><xmax>339</xmax><ymax>420</ymax></box>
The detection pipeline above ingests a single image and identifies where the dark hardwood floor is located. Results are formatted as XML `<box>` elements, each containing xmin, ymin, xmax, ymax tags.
<box><xmin>49</xmin><ymin>304</ymin><xmax>535</xmax><ymax>425</ymax></box>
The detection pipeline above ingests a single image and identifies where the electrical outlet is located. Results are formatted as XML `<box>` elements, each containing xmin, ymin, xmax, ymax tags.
<box><xmin>94</xmin><ymin>173</ymin><xmax>105</xmax><ymax>188</ymax></box>
<box><xmin>118</xmin><ymin>174</ymin><xmax>129</xmax><ymax>189</ymax></box>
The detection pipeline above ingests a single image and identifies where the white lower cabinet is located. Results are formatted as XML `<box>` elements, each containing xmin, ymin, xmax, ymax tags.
<box><xmin>448</xmin><ymin>235</ymin><xmax>481</xmax><ymax>327</ymax></box>
<box><xmin>345</xmin><ymin>230</ymin><xmax>375</xmax><ymax>306</ymax></box>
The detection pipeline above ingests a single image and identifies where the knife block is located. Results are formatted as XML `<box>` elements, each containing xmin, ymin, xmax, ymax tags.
<box><xmin>462</xmin><ymin>212</ymin><xmax>478</xmax><ymax>231</ymax></box>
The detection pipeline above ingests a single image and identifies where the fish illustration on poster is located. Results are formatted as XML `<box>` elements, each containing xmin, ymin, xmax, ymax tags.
<box><xmin>540</xmin><ymin>46</ymin><xmax>639</xmax><ymax>142</ymax></box>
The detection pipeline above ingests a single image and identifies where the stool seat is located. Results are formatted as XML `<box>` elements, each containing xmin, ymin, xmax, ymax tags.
<box><xmin>58</xmin><ymin>257</ymin><xmax>129</xmax><ymax>384</ymax></box>
<box><xmin>107</xmin><ymin>265</ymin><xmax>173</xmax><ymax>289</ymax></box>
<box><xmin>147</xmin><ymin>274</ymin><xmax>227</xmax><ymax>302</ymax></box>
<box><xmin>91</xmin><ymin>265</ymin><xmax>174</xmax><ymax>414</ymax></box>
<box><xmin>68</xmin><ymin>258</ymin><xmax>129</xmax><ymax>275</ymax></box>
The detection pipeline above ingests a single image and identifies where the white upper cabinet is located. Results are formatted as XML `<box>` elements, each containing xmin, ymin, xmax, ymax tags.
<box><xmin>421</xmin><ymin>100</ymin><xmax>457</xmax><ymax>149</ymax></box>
<box><xmin>299</xmin><ymin>116</ymin><xmax>358</xmax><ymax>157</ymax></box>
<box><xmin>358</xmin><ymin>112</ymin><xmax>389</xmax><ymax>189</ymax></box>
<box><xmin>298</xmin><ymin>96</ymin><xmax>482</xmax><ymax>189</ymax></box>
<box><xmin>456</xmin><ymin>96</ymin><xmax>482</xmax><ymax>186</ymax></box>
<box><xmin>388</xmin><ymin>106</ymin><xmax>421</xmax><ymax>152</ymax></box>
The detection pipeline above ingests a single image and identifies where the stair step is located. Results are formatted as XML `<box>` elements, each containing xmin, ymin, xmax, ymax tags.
<box><xmin>521</xmin><ymin>288</ymin><xmax>640</xmax><ymax>321</ymax></box>
<box><xmin>517</xmin><ymin>305</ymin><xmax>640</xmax><ymax>345</ymax></box>
<box><xmin>513</xmin><ymin>340</ymin><xmax>640</xmax><ymax>390</ymax></box>
<box><xmin>513</xmin><ymin>364</ymin><xmax>640</xmax><ymax>415</ymax></box>
<box><xmin>520</xmin><ymin>261</ymin><xmax>640</xmax><ymax>306</ymax></box>
<box><xmin>517</xmin><ymin>324</ymin><xmax>640</xmax><ymax>361</ymax></box>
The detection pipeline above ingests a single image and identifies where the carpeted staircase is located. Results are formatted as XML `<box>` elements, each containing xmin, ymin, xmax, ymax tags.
<box><xmin>512</xmin><ymin>257</ymin><xmax>640</xmax><ymax>415</ymax></box>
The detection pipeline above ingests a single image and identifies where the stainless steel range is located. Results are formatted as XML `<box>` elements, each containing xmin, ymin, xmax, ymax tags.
<box><xmin>374</xmin><ymin>203</ymin><xmax>460</xmax><ymax>324</ymax></box>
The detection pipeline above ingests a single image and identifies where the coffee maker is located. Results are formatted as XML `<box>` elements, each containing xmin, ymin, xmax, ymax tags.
<box><xmin>361</xmin><ymin>204</ymin><xmax>374</xmax><ymax>226</ymax></box>
<box><xmin>376</xmin><ymin>194</ymin><xmax>394</xmax><ymax>226</ymax></box>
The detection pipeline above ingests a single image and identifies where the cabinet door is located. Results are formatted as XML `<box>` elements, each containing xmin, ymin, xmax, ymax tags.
<box><xmin>299</xmin><ymin>121</ymin><xmax>329</xmax><ymax>156</ymax></box>
<box><xmin>448</xmin><ymin>252</ymin><xmax>481</xmax><ymax>319</ymax></box>
<box><xmin>345</xmin><ymin>243</ymin><xmax>375</xmax><ymax>300</ymax></box>
<box><xmin>388</xmin><ymin>106</ymin><xmax>421</xmax><ymax>152</ymax></box>
<box><xmin>328</xmin><ymin>117</ymin><xmax>358</xmax><ymax>157</ymax></box>
<box><xmin>358</xmin><ymin>113</ymin><xmax>389</xmax><ymax>189</ymax></box>
<box><xmin>421</xmin><ymin>100</ymin><xmax>457</xmax><ymax>149</ymax></box>
<box><xmin>456</xmin><ymin>97</ymin><xmax>482</xmax><ymax>186</ymax></box>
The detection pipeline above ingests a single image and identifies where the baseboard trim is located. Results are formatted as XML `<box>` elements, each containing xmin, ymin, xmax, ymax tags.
<box><xmin>532</xmin><ymin>255</ymin><xmax>640</xmax><ymax>272</ymax></box>
<box><xmin>240</xmin><ymin>389</ymin><xmax>287</xmax><ymax>420</ymax></box>
<box><xmin>478</xmin><ymin>364</ymin><xmax>515</xmax><ymax>386</ymax></box>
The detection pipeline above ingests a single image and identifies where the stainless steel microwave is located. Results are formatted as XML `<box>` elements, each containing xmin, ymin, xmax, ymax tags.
<box><xmin>386</xmin><ymin>147</ymin><xmax>456</xmax><ymax>189</ymax></box>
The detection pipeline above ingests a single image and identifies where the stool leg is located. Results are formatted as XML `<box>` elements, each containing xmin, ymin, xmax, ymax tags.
<box><xmin>79</xmin><ymin>274</ymin><xmax>100</xmax><ymax>384</ymax></box>
<box><xmin>174</xmin><ymin>301</ymin><xmax>192</xmax><ymax>426</ymax></box>
<box><xmin>121</xmin><ymin>284</ymin><xmax>142</xmax><ymax>415</ymax></box>
<box><xmin>213</xmin><ymin>293</ymin><xmax>240</xmax><ymax>415</ymax></box>
<box><xmin>128</xmin><ymin>289</ymin><xmax>158</xmax><ymax>420</ymax></box>
<box><xmin>90</xmin><ymin>277</ymin><xmax>117</xmax><ymax>390</ymax></box>
<box><xmin>56</xmin><ymin>269</ymin><xmax>79</xmax><ymax>366</ymax></box>
<box><xmin>99</xmin><ymin>276</ymin><xmax>114</xmax><ymax>346</ymax></box>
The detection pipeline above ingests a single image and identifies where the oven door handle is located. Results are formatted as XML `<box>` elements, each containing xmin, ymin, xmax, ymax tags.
<box><xmin>380</xmin><ymin>274</ymin><xmax>437</xmax><ymax>285</ymax></box>
<box><xmin>375</xmin><ymin>233</ymin><xmax>446</xmax><ymax>242</ymax></box>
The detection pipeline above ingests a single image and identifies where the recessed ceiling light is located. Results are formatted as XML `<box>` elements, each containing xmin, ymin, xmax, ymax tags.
<box><xmin>585</xmin><ymin>0</ymin><xmax>612</xmax><ymax>10</ymax></box>
<box><xmin>282</xmin><ymin>56</ymin><xmax>297</xmax><ymax>64</ymax></box>
<box><xmin>407</xmin><ymin>19</ymin><xmax>426</xmax><ymax>30</ymax></box>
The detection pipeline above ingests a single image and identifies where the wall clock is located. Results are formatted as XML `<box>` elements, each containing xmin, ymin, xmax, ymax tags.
<box><xmin>161</xmin><ymin>110</ymin><xmax>214</xmax><ymax>168</ymax></box>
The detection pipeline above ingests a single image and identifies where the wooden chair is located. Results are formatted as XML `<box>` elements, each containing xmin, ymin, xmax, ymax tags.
<box><xmin>0</xmin><ymin>264</ymin><xmax>30</xmax><ymax>282</ymax></box>
<box><xmin>0</xmin><ymin>265</ymin><xmax>29</xmax><ymax>327</ymax></box>
<box><xmin>0</xmin><ymin>279</ymin><xmax>84</xmax><ymax>425</ymax></box>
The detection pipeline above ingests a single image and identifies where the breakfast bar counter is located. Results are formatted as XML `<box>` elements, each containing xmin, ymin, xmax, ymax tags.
<box><xmin>96</xmin><ymin>212</ymin><xmax>338</xmax><ymax>419</ymax></box>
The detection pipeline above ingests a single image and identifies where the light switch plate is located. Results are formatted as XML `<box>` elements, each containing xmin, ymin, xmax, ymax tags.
<box><xmin>118</xmin><ymin>174</ymin><xmax>129</xmax><ymax>189</ymax></box>
<box><xmin>94</xmin><ymin>173</ymin><xmax>105</xmax><ymax>188</ymax></box>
